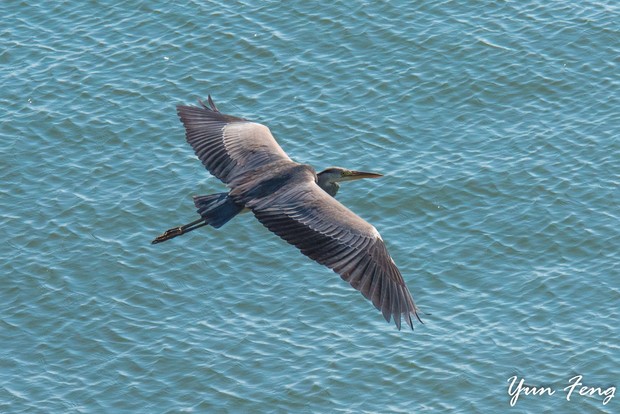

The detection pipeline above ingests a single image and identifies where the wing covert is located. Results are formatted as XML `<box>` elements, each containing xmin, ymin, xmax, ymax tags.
<box><xmin>177</xmin><ymin>97</ymin><xmax>292</xmax><ymax>184</ymax></box>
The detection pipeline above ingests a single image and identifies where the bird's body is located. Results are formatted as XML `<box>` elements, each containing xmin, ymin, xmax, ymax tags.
<box><xmin>153</xmin><ymin>96</ymin><xmax>421</xmax><ymax>330</ymax></box>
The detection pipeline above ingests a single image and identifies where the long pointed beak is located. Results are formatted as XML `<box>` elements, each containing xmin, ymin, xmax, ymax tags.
<box><xmin>344</xmin><ymin>170</ymin><xmax>383</xmax><ymax>181</ymax></box>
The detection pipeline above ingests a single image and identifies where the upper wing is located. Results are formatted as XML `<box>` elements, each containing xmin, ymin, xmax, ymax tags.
<box><xmin>245</xmin><ymin>178</ymin><xmax>420</xmax><ymax>330</ymax></box>
<box><xmin>177</xmin><ymin>96</ymin><xmax>292</xmax><ymax>184</ymax></box>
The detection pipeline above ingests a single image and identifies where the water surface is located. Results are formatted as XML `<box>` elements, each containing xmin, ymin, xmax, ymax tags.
<box><xmin>1</xmin><ymin>1</ymin><xmax>618</xmax><ymax>412</ymax></box>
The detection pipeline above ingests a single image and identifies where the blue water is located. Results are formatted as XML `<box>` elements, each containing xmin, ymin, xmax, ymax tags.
<box><xmin>1</xmin><ymin>1</ymin><xmax>618</xmax><ymax>412</ymax></box>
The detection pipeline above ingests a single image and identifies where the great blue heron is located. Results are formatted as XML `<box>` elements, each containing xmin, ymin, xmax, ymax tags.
<box><xmin>152</xmin><ymin>96</ymin><xmax>421</xmax><ymax>330</ymax></box>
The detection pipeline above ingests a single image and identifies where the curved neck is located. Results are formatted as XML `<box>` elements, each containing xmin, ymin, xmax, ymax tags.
<box><xmin>317</xmin><ymin>176</ymin><xmax>340</xmax><ymax>197</ymax></box>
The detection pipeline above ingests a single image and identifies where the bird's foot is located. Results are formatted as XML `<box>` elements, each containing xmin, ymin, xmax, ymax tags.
<box><xmin>151</xmin><ymin>227</ymin><xmax>184</xmax><ymax>244</ymax></box>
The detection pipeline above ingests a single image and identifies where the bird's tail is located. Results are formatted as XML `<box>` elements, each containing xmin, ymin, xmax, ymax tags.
<box><xmin>193</xmin><ymin>193</ymin><xmax>243</xmax><ymax>228</ymax></box>
<box><xmin>152</xmin><ymin>193</ymin><xmax>242</xmax><ymax>244</ymax></box>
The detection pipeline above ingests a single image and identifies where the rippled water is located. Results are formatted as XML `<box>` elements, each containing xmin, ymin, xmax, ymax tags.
<box><xmin>1</xmin><ymin>1</ymin><xmax>618</xmax><ymax>412</ymax></box>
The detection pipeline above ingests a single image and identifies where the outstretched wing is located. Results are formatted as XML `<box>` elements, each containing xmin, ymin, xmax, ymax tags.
<box><xmin>177</xmin><ymin>96</ymin><xmax>292</xmax><ymax>185</ymax></box>
<box><xmin>245</xmin><ymin>177</ymin><xmax>420</xmax><ymax>330</ymax></box>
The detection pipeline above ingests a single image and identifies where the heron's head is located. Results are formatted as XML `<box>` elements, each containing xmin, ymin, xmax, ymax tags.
<box><xmin>317</xmin><ymin>167</ymin><xmax>383</xmax><ymax>196</ymax></box>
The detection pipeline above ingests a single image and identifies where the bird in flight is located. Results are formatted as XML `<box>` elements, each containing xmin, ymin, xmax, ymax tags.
<box><xmin>152</xmin><ymin>96</ymin><xmax>421</xmax><ymax>330</ymax></box>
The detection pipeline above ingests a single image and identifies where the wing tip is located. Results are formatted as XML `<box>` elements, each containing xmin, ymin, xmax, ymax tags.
<box><xmin>176</xmin><ymin>95</ymin><xmax>248</xmax><ymax>124</ymax></box>
<box><xmin>198</xmin><ymin>94</ymin><xmax>219</xmax><ymax>112</ymax></box>
<box><xmin>391</xmin><ymin>310</ymin><xmax>418</xmax><ymax>331</ymax></box>
<box><xmin>372</xmin><ymin>300</ymin><xmax>420</xmax><ymax>331</ymax></box>
<box><xmin>175</xmin><ymin>94</ymin><xmax>219</xmax><ymax>117</ymax></box>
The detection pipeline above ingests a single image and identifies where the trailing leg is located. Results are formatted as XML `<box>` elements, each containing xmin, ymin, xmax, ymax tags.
<box><xmin>151</xmin><ymin>192</ymin><xmax>243</xmax><ymax>244</ymax></box>
<box><xmin>151</xmin><ymin>218</ymin><xmax>207</xmax><ymax>244</ymax></box>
